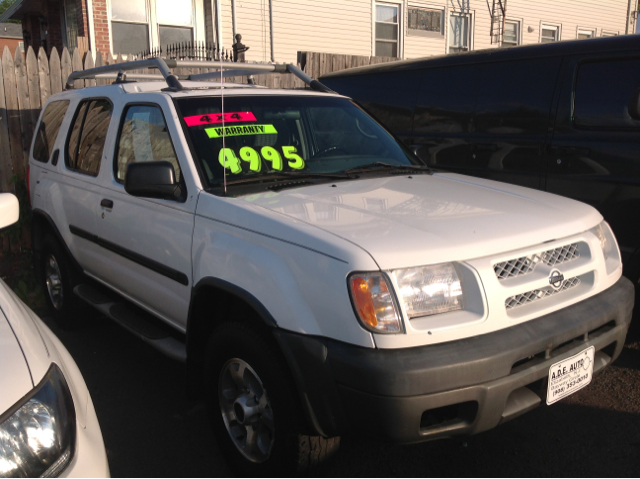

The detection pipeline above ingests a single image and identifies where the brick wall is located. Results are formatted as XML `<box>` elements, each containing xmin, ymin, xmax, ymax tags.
<box><xmin>0</xmin><ymin>37</ymin><xmax>22</xmax><ymax>56</ymax></box>
<box><xmin>93</xmin><ymin>0</ymin><xmax>110</xmax><ymax>56</ymax></box>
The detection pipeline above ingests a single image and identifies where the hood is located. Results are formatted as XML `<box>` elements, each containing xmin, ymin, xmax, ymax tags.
<box><xmin>249</xmin><ymin>172</ymin><xmax>602</xmax><ymax>270</ymax></box>
<box><xmin>0</xmin><ymin>280</ymin><xmax>51</xmax><ymax>415</ymax></box>
<box><xmin>0</xmin><ymin>308</ymin><xmax>33</xmax><ymax>415</ymax></box>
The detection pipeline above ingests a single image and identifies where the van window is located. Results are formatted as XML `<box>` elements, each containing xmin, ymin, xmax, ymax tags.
<box><xmin>574</xmin><ymin>58</ymin><xmax>640</xmax><ymax>129</ymax></box>
<box><xmin>474</xmin><ymin>58</ymin><xmax>561</xmax><ymax>134</ymax></box>
<box><xmin>32</xmin><ymin>100</ymin><xmax>70</xmax><ymax>162</ymax></box>
<box><xmin>414</xmin><ymin>64</ymin><xmax>477</xmax><ymax>134</ymax></box>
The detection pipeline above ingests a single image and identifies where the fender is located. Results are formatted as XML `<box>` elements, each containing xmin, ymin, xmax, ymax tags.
<box><xmin>31</xmin><ymin>208</ymin><xmax>84</xmax><ymax>274</ymax></box>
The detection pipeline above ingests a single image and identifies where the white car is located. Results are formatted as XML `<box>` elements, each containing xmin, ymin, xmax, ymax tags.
<box><xmin>0</xmin><ymin>194</ymin><xmax>109</xmax><ymax>477</ymax></box>
<box><xmin>27</xmin><ymin>59</ymin><xmax>634</xmax><ymax>474</ymax></box>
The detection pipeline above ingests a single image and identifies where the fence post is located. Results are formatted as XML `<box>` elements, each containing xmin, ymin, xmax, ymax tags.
<box><xmin>2</xmin><ymin>46</ymin><xmax>24</xmax><ymax>179</ymax></box>
<box><xmin>50</xmin><ymin>47</ymin><xmax>63</xmax><ymax>95</ymax></box>
<box><xmin>0</xmin><ymin>50</ymin><xmax>14</xmax><ymax>192</ymax></box>
<box><xmin>84</xmin><ymin>51</ymin><xmax>96</xmax><ymax>87</ymax></box>
<box><xmin>14</xmin><ymin>47</ymin><xmax>32</xmax><ymax>175</ymax></box>
<box><xmin>60</xmin><ymin>48</ymin><xmax>72</xmax><ymax>90</ymax></box>
<box><xmin>71</xmin><ymin>48</ymin><xmax>83</xmax><ymax>89</ymax></box>
<box><xmin>38</xmin><ymin>47</ymin><xmax>51</xmax><ymax>106</ymax></box>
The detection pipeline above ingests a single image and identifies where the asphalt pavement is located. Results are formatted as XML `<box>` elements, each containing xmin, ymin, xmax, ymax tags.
<box><xmin>40</xmin><ymin>312</ymin><xmax>640</xmax><ymax>477</ymax></box>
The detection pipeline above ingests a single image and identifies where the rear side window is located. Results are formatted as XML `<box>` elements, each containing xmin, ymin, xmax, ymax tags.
<box><xmin>574</xmin><ymin>58</ymin><xmax>640</xmax><ymax>129</ymax></box>
<box><xmin>66</xmin><ymin>99</ymin><xmax>113</xmax><ymax>176</ymax></box>
<box><xmin>114</xmin><ymin>104</ymin><xmax>181</xmax><ymax>183</ymax></box>
<box><xmin>32</xmin><ymin>100</ymin><xmax>70</xmax><ymax>162</ymax></box>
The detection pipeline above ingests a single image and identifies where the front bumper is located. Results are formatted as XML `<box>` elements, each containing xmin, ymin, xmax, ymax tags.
<box><xmin>275</xmin><ymin>276</ymin><xmax>634</xmax><ymax>443</ymax></box>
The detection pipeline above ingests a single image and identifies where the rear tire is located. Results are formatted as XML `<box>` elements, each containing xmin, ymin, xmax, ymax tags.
<box><xmin>39</xmin><ymin>235</ymin><xmax>83</xmax><ymax>329</ymax></box>
<box><xmin>204</xmin><ymin>321</ymin><xmax>339</xmax><ymax>476</ymax></box>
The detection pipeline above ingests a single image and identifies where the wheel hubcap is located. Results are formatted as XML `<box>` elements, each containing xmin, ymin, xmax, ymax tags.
<box><xmin>218</xmin><ymin>358</ymin><xmax>275</xmax><ymax>463</ymax></box>
<box><xmin>45</xmin><ymin>254</ymin><xmax>64</xmax><ymax>310</ymax></box>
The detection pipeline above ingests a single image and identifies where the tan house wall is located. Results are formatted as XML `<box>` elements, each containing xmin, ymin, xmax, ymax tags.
<box><xmin>215</xmin><ymin>0</ymin><xmax>635</xmax><ymax>64</ymax></box>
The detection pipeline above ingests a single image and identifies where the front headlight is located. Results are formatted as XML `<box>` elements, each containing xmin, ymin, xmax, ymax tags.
<box><xmin>391</xmin><ymin>263</ymin><xmax>463</xmax><ymax>319</ymax></box>
<box><xmin>590</xmin><ymin>221</ymin><xmax>620</xmax><ymax>275</ymax></box>
<box><xmin>0</xmin><ymin>364</ymin><xmax>76</xmax><ymax>478</ymax></box>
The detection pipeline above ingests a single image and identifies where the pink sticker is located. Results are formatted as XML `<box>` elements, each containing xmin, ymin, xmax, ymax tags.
<box><xmin>184</xmin><ymin>112</ymin><xmax>257</xmax><ymax>127</ymax></box>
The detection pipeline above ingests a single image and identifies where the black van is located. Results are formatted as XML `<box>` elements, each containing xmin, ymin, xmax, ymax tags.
<box><xmin>321</xmin><ymin>35</ymin><xmax>640</xmax><ymax>285</ymax></box>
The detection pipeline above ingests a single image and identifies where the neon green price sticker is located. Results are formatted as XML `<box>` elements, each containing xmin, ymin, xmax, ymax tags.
<box><xmin>218</xmin><ymin>146</ymin><xmax>306</xmax><ymax>173</ymax></box>
<box><xmin>206</xmin><ymin>124</ymin><xmax>278</xmax><ymax>138</ymax></box>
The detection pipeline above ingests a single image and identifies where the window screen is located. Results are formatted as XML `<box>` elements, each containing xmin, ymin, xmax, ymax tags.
<box><xmin>66</xmin><ymin>99</ymin><xmax>112</xmax><ymax>176</ymax></box>
<box><xmin>115</xmin><ymin>105</ymin><xmax>181</xmax><ymax>183</ymax></box>
<box><xmin>33</xmin><ymin>101</ymin><xmax>70</xmax><ymax>162</ymax></box>
<box><xmin>574</xmin><ymin>58</ymin><xmax>640</xmax><ymax>129</ymax></box>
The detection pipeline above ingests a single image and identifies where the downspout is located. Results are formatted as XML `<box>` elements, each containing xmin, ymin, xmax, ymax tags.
<box><xmin>626</xmin><ymin>0</ymin><xmax>636</xmax><ymax>34</ymax></box>
<box><xmin>86</xmin><ymin>0</ymin><xmax>96</xmax><ymax>55</ymax></box>
<box><xmin>216</xmin><ymin>0</ymin><xmax>223</xmax><ymax>48</ymax></box>
<box><xmin>231</xmin><ymin>0</ymin><xmax>237</xmax><ymax>39</ymax></box>
<box><xmin>269</xmin><ymin>0</ymin><xmax>274</xmax><ymax>62</ymax></box>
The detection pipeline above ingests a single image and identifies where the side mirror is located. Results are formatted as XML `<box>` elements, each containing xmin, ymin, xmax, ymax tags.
<box><xmin>0</xmin><ymin>193</ymin><xmax>19</xmax><ymax>230</ymax></box>
<box><xmin>124</xmin><ymin>161</ymin><xmax>182</xmax><ymax>200</ymax></box>
<box><xmin>628</xmin><ymin>87</ymin><xmax>640</xmax><ymax>120</ymax></box>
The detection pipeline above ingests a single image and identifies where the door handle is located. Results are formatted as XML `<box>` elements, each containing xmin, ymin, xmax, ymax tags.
<box><xmin>100</xmin><ymin>199</ymin><xmax>114</xmax><ymax>209</ymax></box>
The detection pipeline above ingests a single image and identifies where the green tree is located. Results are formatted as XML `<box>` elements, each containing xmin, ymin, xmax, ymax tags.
<box><xmin>0</xmin><ymin>0</ymin><xmax>20</xmax><ymax>24</ymax></box>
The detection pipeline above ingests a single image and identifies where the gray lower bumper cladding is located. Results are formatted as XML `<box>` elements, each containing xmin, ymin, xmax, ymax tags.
<box><xmin>274</xmin><ymin>276</ymin><xmax>634</xmax><ymax>443</ymax></box>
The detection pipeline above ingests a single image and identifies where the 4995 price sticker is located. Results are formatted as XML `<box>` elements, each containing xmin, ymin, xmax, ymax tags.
<box><xmin>546</xmin><ymin>346</ymin><xmax>595</xmax><ymax>405</ymax></box>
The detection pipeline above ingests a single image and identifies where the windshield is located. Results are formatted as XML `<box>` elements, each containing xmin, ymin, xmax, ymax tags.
<box><xmin>175</xmin><ymin>95</ymin><xmax>422</xmax><ymax>187</ymax></box>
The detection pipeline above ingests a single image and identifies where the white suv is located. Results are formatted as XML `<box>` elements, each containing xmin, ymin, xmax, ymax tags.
<box><xmin>0</xmin><ymin>194</ymin><xmax>109</xmax><ymax>477</ymax></box>
<box><xmin>28</xmin><ymin>60</ymin><xmax>634</xmax><ymax>474</ymax></box>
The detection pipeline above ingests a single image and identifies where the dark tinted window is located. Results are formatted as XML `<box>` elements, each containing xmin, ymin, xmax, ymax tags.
<box><xmin>474</xmin><ymin>58</ymin><xmax>561</xmax><ymax>134</ymax></box>
<box><xmin>66</xmin><ymin>99</ymin><xmax>113</xmax><ymax>176</ymax></box>
<box><xmin>414</xmin><ymin>64</ymin><xmax>478</xmax><ymax>134</ymax></box>
<box><xmin>574</xmin><ymin>58</ymin><xmax>640</xmax><ymax>129</ymax></box>
<box><xmin>322</xmin><ymin>71</ymin><xmax>422</xmax><ymax>136</ymax></box>
<box><xmin>32</xmin><ymin>101</ymin><xmax>70</xmax><ymax>162</ymax></box>
<box><xmin>115</xmin><ymin>104</ymin><xmax>181</xmax><ymax>183</ymax></box>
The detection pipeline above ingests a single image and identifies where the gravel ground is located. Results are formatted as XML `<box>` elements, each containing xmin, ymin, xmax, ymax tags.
<box><xmin>36</xmin><ymin>311</ymin><xmax>640</xmax><ymax>477</ymax></box>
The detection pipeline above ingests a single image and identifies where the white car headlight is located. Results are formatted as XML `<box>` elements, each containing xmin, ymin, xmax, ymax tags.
<box><xmin>591</xmin><ymin>221</ymin><xmax>616</xmax><ymax>261</ymax></box>
<box><xmin>391</xmin><ymin>263</ymin><xmax>463</xmax><ymax>318</ymax></box>
<box><xmin>0</xmin><ymin>364</ymin><xmax>76</xmax><ymax>478</ymax></box>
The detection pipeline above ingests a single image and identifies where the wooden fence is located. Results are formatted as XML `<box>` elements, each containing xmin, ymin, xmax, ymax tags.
<box><xmin>0</xmin><ymin>47</ymin><xmax>397</xmax><ymax>195</ymax></box>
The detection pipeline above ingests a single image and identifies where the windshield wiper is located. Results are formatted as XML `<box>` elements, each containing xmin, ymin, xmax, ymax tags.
<box><xmin>342</xmin><ymin>162</ymin><xmax>431</xmax><ymax>174</ymax></box>
<box><xmin>217</xmin><ymin>170</ymin><xmax>354</xmax><ymax>187</ymax></box>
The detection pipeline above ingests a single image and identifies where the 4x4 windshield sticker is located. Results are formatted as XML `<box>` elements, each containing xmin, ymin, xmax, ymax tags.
<box><xmin>219</xmin><ymin>146</ymin><xmax>306</xmax><ymax>173</ymax></box>
<box><xmin>206</xmin><ymin>124</ymin><xmax>277</xmax><ymax>138</ymax></box>
<box><xmin>184</xmin><ymin>112</ymin><xmax>256</xmax><ymax>127</ymax></box>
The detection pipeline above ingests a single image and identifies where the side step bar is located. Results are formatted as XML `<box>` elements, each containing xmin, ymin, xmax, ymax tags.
<box><xmin>74</xmin><ymin>284</ymin><xmax>187</xmax><ymax>363</ymax></box>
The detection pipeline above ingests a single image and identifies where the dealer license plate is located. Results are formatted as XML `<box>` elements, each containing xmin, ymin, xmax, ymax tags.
<box><xmin>546</xmin><ymin>346</ymin><xmax>595</xmax><ymax>405</ymax></box>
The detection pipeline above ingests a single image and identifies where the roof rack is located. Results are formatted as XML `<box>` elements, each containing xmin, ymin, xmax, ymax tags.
<box><xmin>64</xmin><ymin>58</ymin><xmax>333</xmax><ymax>93</ymax></box>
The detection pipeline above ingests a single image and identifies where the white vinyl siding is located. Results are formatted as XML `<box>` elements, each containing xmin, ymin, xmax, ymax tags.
<box><xmin>209</xmin><ymin>0</ymin><xmax>633</xmax><ymax>63</ymax></box>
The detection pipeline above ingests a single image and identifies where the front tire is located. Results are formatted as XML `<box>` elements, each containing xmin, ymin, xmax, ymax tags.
<box><xmin>204</xmin><ymin>321</ymin><xmax>339</xmax><ymax>475</ymax></box>
<box><xmin>39</xmin><ymin>235</ymin><xmax>82</xmax><ymax>329</ymax></box>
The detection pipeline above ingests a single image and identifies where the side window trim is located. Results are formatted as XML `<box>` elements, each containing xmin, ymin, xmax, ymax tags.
<box><xmin>113</xmin><ymin>102</ymin><xmax>187</xmax><ymax>201</ymax></box>
<box><xmin>64</xmin><ymin>97</ymin><xmax>114</xmax><ymax>177</ymax></box>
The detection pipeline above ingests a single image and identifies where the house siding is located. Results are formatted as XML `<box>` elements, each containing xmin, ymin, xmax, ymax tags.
<box><xmin>215</xmin><ymin>0</ymin><xmax>635</xmax><ymax>64</ymax></box>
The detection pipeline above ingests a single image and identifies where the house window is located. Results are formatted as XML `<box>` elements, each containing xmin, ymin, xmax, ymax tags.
<box><xmin>541</xmin><ymin>25</ymin><xmax>559</xmax><ymax>43</ymax></box>
<box><xmin>503</xmin><ymin>20</ymin><xmax>519</xmax><ymax>46</ymax></box>
<box><xmin>111</xmin><ymin>0</ymin><xmax>150</xmax><ymax>54</ymax></box>
<box><xmin>449</xmin><ymin>13</ymin><xmax>471</xmax><ymax>53</ymax></box>
<box><xmin>110</xmin><ymin>0</ymin><xmax>195</xmax><ymax>55</ymax></box>
<box><xmin>63</xmin><ymin>0</ymin><xmax>78</xmax><ymax>50</ymax></box>
<box><xmin>375</xmin><ymin>3</ymin><xmax>400</xmax><ymax>57</ymax></box>
<box><xmin>577</xmin><ymin>28</ymin><xmax>595</xmax><ymax>39</ymax></box>
<box><xmin>156</xmin><ymin>0</ymin><xmax>194</xmax><ymax>50</ymax></box>
<box><xmin>601</xmin><ymin>31</ymin><xmax>618</xmax><ymax>37</ymax></box>
<box><xmin>18</xmin><ymin>41</ymin><xmax>24</xmax><ymax>52</ymax></box>
<box><xmin>408</xmin><ymin>7</ymin><xmax>442</xmax><ymax>35</ymax></box>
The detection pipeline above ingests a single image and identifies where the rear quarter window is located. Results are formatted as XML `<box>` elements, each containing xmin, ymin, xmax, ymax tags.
<box><xmin>32</xmin><ymin>101</ymin><xmax>70</xmax><ymax>162</ymax></box>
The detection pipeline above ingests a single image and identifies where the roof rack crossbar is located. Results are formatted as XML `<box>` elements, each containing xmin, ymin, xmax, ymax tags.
<box><xmin>65</xmin><ymin>57</ymin><xmax>179</xmax><ymax>90</ymax></box>
<box><xmin>65</xmin><ymin>58</ymin><xmax>334</xmax><ymax>93</ymax></box>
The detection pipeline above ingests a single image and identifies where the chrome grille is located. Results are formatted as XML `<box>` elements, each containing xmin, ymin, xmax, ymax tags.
<box><xmin>540</xmin><ymin>243</ymin><xmax>580</xmax><ymax>266</ymax></box>
<box><xmin>505</xmin><ymin>277</ymin><xmax>581</xmax><ymax>310</ymax></box>
<box><xmin>494</xmin><ymin>243</ymin><xmax>580</xmax><ymax>281</ymax></box>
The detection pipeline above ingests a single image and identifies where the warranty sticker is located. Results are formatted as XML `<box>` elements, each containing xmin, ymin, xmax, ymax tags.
<box><xmin>206</xmin><ymin>124</ymin><xmax>278</xmax><ymax>138</ymax></box>
<box><xmin>184</xmin><ymin>112</ymin><xmax>257</xmax><ymax>127</ymax></box>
